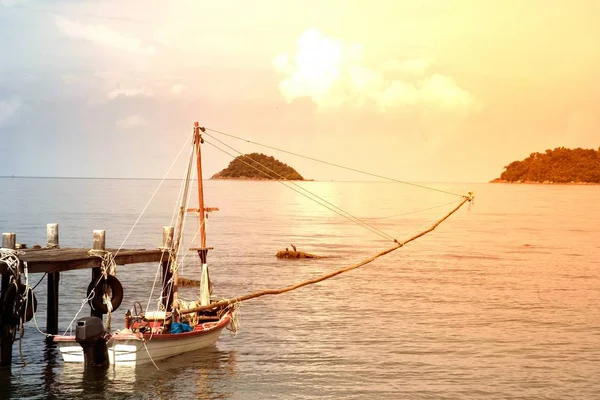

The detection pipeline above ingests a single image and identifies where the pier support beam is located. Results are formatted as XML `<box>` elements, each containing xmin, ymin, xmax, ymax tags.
<box><xmin>1</xmin><ymin>233</ymin><xmax>16</xmax><ymax>367</ymax></box>
<box><xmin>46</xmin><ymin>224</ymin><xmax>60</xmax><ymax>335</ymax></box>
<box><xmin>161</xmin><ymin>226</ymin><xmax>174</xmax><ymax>311</ymax></box>
<box><xmin>91</xmin><ymin>230</ymin><xmax>105</xmax><ymax>318</ymax></box>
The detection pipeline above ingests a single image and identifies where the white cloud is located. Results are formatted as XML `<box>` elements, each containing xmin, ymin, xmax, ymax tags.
<box><xmin>117</xmin><ymin>114</ymin><xmax>147</xmax><ymax>128</ymax></box>
<box><xmin>274</xmin><ymin>29</ymin><xmax>474</xmax><ymax>112</ymax></box>
<box><xmin>108</xmin><ymin>86</ymin><xmax>152</xmax><ymax>100</ymax></box>
<box><xmin>54</xmin><ymin>16</ymin><xmax>155</xmax><ymax>55</ymax></box>
<box><xmin>0</xmin><ymin>97</ymin><xmax>21</xmax><ymax>126</ymax></box>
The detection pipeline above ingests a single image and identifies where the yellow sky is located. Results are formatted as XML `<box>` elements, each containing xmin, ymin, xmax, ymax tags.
<box><xmin>1</xmin><ymin>0</ymin><xmax>599</xmax><ymax>180</ymax></box>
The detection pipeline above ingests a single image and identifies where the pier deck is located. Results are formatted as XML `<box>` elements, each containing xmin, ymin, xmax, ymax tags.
<box><xmin>0</xmin><ymin>226</ymin><xmax>173</xmax><ymax>368</ymax></box>
<box><xmin>0</xmin><ymin>247</ymin><xmax>167</xmax><ymax>274</ymax></box>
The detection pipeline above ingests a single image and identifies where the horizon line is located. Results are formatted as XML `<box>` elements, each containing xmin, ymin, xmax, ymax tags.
<box><xmin>0</xmin><ymin>175</ymin><xmax>484</xmax><ymax>184</ymax></box>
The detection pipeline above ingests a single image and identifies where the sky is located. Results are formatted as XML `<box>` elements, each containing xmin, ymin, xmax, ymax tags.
<box><xmin>0</xmin><ymin>0</ymin><xmax>599</xmax><ymax>182</ymax></box>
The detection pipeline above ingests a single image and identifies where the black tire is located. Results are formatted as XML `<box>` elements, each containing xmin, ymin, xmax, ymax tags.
<box><xmin>1</xmin><ymin>281</ymin><xmax>19</xmax><ymax>324</ymax></box>
<box><xmin>87</xmin><ymin>275</ymin><xmax>124</xmax><ymax>314</ymax></box>
<box><xmin>17</xmin><ymin>284</ymin><xmax>38</xmax><ymax>322</ymax></box>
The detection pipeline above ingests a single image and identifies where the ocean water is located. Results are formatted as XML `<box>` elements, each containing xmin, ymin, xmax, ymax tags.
<box><xmin>0</xmin><ymin>178</ymin><xmax>599</xmax><ymax>399</ymax></box>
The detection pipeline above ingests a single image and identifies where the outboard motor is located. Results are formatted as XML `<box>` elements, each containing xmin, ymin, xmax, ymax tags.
<box><xmin>75</xmin><ymin>316</ymin><xmax>109</xmax><ymax>367</ymax></box>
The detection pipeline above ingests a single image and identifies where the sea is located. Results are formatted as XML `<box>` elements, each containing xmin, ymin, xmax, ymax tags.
<box><xmin>0</xmin><ymin>178</ymin><xmax>599</xmax><ymax>399</ymax></box>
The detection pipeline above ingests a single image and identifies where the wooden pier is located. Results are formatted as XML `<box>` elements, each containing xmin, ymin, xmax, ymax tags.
<box><xmin>0</xmin><ymin>224</ymin><xmax>172</xmax><ymax>368</ymax></box>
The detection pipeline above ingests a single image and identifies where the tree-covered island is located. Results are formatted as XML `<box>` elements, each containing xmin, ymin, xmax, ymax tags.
<box><xmin>491</xmin><ymin>147</ymin><xmax>600</xmax><ymax>184</ymax></box>
<box><xmin>211</xmin><ymin>153</ymin><xmax>304</xmax><ymax>180</ymax></box>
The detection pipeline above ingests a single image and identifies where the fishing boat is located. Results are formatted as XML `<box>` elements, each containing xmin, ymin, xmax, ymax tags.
<box><xmin>53</xmin><ymin>123</ymin><xmax>237</xmax><ymax>366</ymax></box>
<box><xmin>50</xmin><ymin>121</ymin><xmax>473</xmax><ymax>367</ymax></box>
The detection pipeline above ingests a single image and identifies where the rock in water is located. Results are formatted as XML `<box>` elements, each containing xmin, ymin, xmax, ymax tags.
<box><xmin>178</xmin><ymin>277</ymin><xmax>200</xmax><ymax>287</ymax></box>
<box><xmin>276</xmin><ymin>250</ymin><xmax>321</xmax><ymax>259</ymax></box>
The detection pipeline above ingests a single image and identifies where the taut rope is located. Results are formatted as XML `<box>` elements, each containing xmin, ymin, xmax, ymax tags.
<box><xmin>181</xmin><ymin>193</ymin><xmax>473</xmax><ymax>316</ymax></box>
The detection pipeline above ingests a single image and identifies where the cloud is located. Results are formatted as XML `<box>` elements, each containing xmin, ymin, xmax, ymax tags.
<box><xmin>117</xmin><ymin>114</ymin><xmax>147</xmax><ymax>128</ymax></box>
<box><xmin>274</xmin><ymin>29</ymin><xmax>473</xmax><ymax>112</ymax></box>
<box><xmin>0</xmin><ymin>97</ymin><xmax>21</xmax><ymax>126</ymax></box>
<box><xmin>108</xmin><ymin>86</ymin><xmax>152</xmax><ymax>100</ymax></box>
<box><xmin>54</xmin><ymin>16</ymin><xmax>155</xmax><ymax>55</ymax></box>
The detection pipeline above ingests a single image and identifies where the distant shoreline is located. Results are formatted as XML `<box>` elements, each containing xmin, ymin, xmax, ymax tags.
<box><xmin>210</xmin><ymin>177</ymin><xmax>309</xmax><ymax>181</ymax></box>
<box><xmin>490</xmin><ymin>179</ymin><xmax>600</xmax><ymax>185</ymax></box>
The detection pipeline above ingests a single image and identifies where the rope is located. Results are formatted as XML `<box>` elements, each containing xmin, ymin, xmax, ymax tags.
<box><xmin>62</xmin><ymin>250</ymin><xmax>117</xmax><ymax>335</ymax></box>
<box><xmin>226</xmin><ymin>301</ymin><xmax>241</xmax><ymax>337</ymax></box>
<box><xmin>142</xmin><ymin>339</ymin><xmax>160</xmax><ymax>370</ymax></box>
<box><xmin>113</xmin><ymin>133</ymin><xmax>191</xmax><ymax>259</ymax></box>
<box><xmin>366</xmin><ymin>199</ymin><xmax>464</xmax><ymax>220</ymax></box>
<box><xmin>145</xmin><ymin>150</ymin><xmax>191</xmax><ymax>313</ymax></box>
<box><xmin>203</xmin><ymin>138</ymin><xmax>398</xmax><ymax>243</ymax></box>
<box><xmin>30</xmin><ymin>272</ymin><xmax>47</xmax><ymax>290</ymax></box>
<box><xmin>0</xmin><ymin>248</ymin><xmax>23</xmax><ymax>275</ymax></box>
<box><xmin>205</xmin><ymin>127</ymin><xmax>466</xmax><ymax>198</ymax></box>
<box><xmin>181</xmin><ymin>195</ymin><xmax>472</xmax><ymax>316</ymax></box>
<box><xmin>29</xmin><ymin>286</ymin><xmax>52</xmax><ymax>338</ymax></box>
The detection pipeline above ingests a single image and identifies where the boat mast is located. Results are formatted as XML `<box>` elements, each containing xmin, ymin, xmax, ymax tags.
<box><xmin>191</xmin><ymin>122</ymin><xmax>213</xmax><ymax>306</ymax></box>
<box><xmin>194</xmin><ymin>122</ymin><xmax>208</xmax><ymax>257</ymax></box>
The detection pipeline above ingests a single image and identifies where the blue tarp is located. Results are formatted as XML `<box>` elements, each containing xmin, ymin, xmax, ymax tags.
<box><xmin>171</xmin><ymin>322</ymin><xmax>193</xmax><ymax>334</ymax></box>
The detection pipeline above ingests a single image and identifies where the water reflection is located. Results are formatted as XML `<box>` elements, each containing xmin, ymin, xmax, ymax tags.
<box><xmin>44</xmin><ymin>346</ymin><xmax>238</xmax><ymax>399</ymax></box>
<box><xmin>42</xmin><ymin>341</ymin><xmax>59</xmax><ymax>398</ymax></box>
<box><xmin>0</xmin><ymin>367</ymin><xmax>14</xmax><ymax>399</ymax></box>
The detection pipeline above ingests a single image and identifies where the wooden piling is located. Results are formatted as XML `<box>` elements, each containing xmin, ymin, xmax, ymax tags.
<box><xmin>46</xmin><ymin>224</ymin><xmax>60</xmax><ymax>335</ymax></box>
<box><xmin>2</xmin><ymin>233</ymin><xmax>16</xmax><ymax>250</ymax></box>
<box><xmin>93</xmin><ymin>230</ymin><xmax>106</xmax><ymax>251</ymax></box>
<box><xmin>46</xmin><ymin>223</ymin><xmax>59</xmax><ymax>248</ymax></box>
<box><xmin>161</xmin><ymin>226</ymin><xmax>174</xmax><ymax>310</ymax></box>
<box><xmin>91</xmin><ymin>230</ymin><xmax>105</xmax><ymax>318</ymax></box>
<box><xmin>1</xmin><ymin>233</ymin><xmax>16</xmax><ymax>367</ymax></box>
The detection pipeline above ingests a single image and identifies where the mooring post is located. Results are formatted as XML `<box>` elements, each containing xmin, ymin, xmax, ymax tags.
<box><xmin>1</xmin><ymin>233</ymin><xmax>17</xmax><ymax>367</ymax></box>
<box><xmin>91</xmin><ymin>230</ymin><xmax>105</xmax><ymax>318</ymax></box>
<box><xmin>161</xmin><ymin>226</ymin><xmax>174</xmax><ymax>310</ymax></box>
<box><xmin>47</xmin><ymin>223</ymin><xmax>59</xmax><ymax>248</ymax></box>
<box><xmin>46</xmin><ymin>223</ymin><xmax>60</xmax><ymax>335</ymax></box>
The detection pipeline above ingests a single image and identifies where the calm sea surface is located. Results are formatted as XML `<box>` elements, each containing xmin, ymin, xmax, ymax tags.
<box><xmin>0</xmin><ymin>178</ymin><xmax>599</xmax><ymax>399</ymax></box>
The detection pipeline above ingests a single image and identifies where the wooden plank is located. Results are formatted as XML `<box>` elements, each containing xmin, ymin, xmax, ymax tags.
<box><xmin>0</xmin><ymin>248</ymin><xmax>168</xmax><ymax>274</ymax></box>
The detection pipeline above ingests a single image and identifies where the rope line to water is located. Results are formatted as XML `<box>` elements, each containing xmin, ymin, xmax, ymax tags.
<box><xmin>203</xmin><ymin>138</ymin><xmax>397</xmax><ymax>242</ymax></box>
<box><xmin>205</xmin><ymin>127</ymin><xmax>465</xmax><ymax>198</ymax></box>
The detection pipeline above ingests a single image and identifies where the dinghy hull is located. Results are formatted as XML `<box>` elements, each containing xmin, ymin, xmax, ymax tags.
<box><xmin>54</xmin><ymin>312</ymin><xmax>231</xmax><ymax>365</ymax></box>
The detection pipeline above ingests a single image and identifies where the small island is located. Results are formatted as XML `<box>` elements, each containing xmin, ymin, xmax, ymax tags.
<box><xmin>212</xmin><ymin>153</ymin><xmax>304</xmax><ymax>180</ymax></box>
<box><xmin>491</xmin><ymin>147</ymin><xmax>600</xmax><ymax>184</ymax></box>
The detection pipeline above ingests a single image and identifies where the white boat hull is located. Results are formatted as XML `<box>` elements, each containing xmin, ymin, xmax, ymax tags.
<box><xmin>54</xmin><ymin>312</ymin><xmax>231</xmax><ymax>365</ymax></box>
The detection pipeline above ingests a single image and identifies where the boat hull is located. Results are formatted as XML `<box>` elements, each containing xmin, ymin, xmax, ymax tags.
<box><xmin>54</xmin><ymin>312</ymin><xmax>231</xmax><ymax>365</ymax></box>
